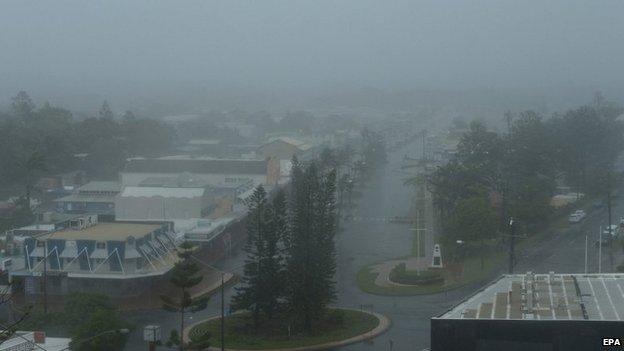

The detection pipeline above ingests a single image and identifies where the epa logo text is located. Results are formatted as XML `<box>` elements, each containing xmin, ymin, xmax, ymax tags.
<box><xmin>603</xmin><ymin>338</ymin><xmax>622</xmax><ymax>346</ymax></box>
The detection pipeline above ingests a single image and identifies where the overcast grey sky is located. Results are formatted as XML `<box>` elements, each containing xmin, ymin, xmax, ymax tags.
<box><xmin>1</xmin><ymin>1</ymin><xmax>623</xmax><ymax>110</ymax></box>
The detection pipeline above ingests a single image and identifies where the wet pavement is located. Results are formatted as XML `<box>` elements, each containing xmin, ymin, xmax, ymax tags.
<box><xmin>124</xmin><ymin>137</ymin><xmax>624</xmax><ymax>351</ymax></box>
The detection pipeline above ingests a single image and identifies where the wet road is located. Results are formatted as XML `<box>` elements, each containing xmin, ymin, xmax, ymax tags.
<box><xmin>124</xmin><ymin>137</ymin><xmax>624</xmax><ymax>351</ymax></box>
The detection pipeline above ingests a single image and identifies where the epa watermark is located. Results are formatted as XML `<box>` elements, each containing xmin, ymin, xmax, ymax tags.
<box><xmin>603</xmin><ymin>338</ymin><xmax>623</xmax><ymax>347</ymax></box>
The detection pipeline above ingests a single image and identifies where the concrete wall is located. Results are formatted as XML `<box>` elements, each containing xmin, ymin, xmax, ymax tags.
<box><xmin>431</xmin><ymin>318</ymin><xmax>622</xmax><ymax>351</ymax></box>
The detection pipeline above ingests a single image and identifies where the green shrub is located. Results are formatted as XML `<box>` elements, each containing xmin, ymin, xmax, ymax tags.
<box><xmin>389</xmin><ymin>263</ymin><xmax>444</xmax><ymax>285</ymax></box>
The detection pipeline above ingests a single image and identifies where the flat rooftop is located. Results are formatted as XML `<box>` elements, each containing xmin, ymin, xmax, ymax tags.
<box><xmin>43</xmin><ymin>222</ymin><xmax>162</xmax><ymax>241</ymax></box>
<box><xmin>437</xmin><ymin>273</ymin><xmax>624</xmax><ymax>321</ymax></box>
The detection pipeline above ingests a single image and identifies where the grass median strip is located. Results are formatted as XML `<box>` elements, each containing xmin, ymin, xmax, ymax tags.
<box><xmin>188</xmin><ymin>308</ymin><xmax>379</xmax><ymax>350</ymax></box>
<box><xmin>357</xmin><ymin>252</ymin><xmax>505</xmax><ymax>296</ymax></box>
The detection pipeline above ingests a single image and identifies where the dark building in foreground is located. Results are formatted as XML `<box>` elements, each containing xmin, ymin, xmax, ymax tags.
<box><xmin>432</xmin><ymin>273</ymin><xmax>624</xmax><ymax>351</ymax></box>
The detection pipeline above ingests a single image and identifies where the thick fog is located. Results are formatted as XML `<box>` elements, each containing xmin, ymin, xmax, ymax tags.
<box><xmin>1</xmin><ymin>0</ymin><xmax>624</xmax><ymax>111</ymax></box>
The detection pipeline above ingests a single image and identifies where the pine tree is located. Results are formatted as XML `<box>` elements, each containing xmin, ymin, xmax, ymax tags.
<box><xmin>262</xmin><ymin>189</ymin><xmax>286</xmax><ymax>319</ymax></box>
<box><xmin>232</xmin><ymin>185</ymin><xmax>284</xmax><ymax>330</ymax></box>
<box><xmin>285</xmin><ymin>161</ymin><xmax>337</xmax><ymax>332</ymax></box>
<box><xmin>161</xmin><ymin>241</ymin><xmax>208</xmax><ymax>351</ymax></box>
<box><xmin>314</xmin><ymin>169</ymin><xmax>337</xmax><ymax>309</ymax></box>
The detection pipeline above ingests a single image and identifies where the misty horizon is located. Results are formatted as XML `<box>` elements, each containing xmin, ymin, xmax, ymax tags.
<box><xmin>2</xmin><ymin>1</ymin><xmax>624</xmax><ymax>112</ymax></box>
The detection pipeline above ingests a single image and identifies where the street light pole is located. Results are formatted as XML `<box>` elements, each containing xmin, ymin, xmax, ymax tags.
<box><xmin>599</xmin><ymin>225</ymin><xmax>604</xmax><ymax>273</ymax></box>
<box><xmin>43</xmin><ymin>243</ymin><xmax>48</xmax><ymax>316</ymax></box>
<box><xmin>221</xmin><ymin>272</ymin><xmax>225</xmax><ymax>351</ymax></box>
<box><xmin>508</xmin><ymin>218</ymin><xmax>515</xmax><ymax>274</ymax></box>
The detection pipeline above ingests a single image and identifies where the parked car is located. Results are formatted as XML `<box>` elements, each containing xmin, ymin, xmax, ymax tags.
<box><xmin>603</xmin><ymin>224</ymin><xmax>620</xmax><ymax>238</ymax></box>
<box><xmin>568</xmin><ymin>210</ymin><xmax>587</xmax><ymax>223</ymax></box>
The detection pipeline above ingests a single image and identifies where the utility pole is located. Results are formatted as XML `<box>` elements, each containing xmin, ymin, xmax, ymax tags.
<box><xmin>43</xmin><ymin>242</ymin><xmax>48</xmax><ymax>316</ymax></box>
<box><xmin>608</xmin><ymin>192</ymin><xmax>614</xmax><ymax>271</ymax></box>
<box><xmin>221</xmin><ymin>272</ymin><xmax>225</xmax><ymax>351</ymax></box>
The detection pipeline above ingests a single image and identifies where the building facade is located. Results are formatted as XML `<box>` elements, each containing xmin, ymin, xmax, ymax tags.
<box><xmin>13</xmin><ymin>216</ymin><xmax>176</xmax><ymax>298</ymax></box>
<box><xmin>120</xmin><ymin>157</ymin><xmax>280</xmax><ymax>187</ymax></box>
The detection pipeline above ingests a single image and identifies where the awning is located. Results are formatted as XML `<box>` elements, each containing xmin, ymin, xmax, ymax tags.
<box><xmin>125</xmin><ymin>247</ymin><xmax>142</xmax><ymax>259</ymax></box>
<box><xmin>59</xmin><ymin>247</ymin><xmax>78</xmax><ymax>259</ymax></box>
<box><xmin>29</xmin><ymin>247</ymin><xmax>45</xmax><ymax>258</ymax></box>
<box><xmin>90</xmin><ymin>249</ymin><xmax>109</xmax><ymax>259</ymax></box>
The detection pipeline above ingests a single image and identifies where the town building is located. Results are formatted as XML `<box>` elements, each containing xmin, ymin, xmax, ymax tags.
<box><xmin>11</xmin><ymin>216</ymin><xmax>176</xmax><ymax>298</ymax></box>
<box><xmin>36</xmin><ymin>170</ymin><xmax>87</xmax><ymax>193</ymax></box>
<box><xmin>115</xmin><ymin>186</ymin><xmax>214</xmax><ymax>221</ymax></box>
<box><xmin>53</xmin><ymin>181</ymin><xmax>121</xmax><ymax>215</ymax></box>
<box><xmin>432</xmin><ymin>273</ymin><xmax>624</xmax><ymax>351</ymax></box>
<box><xmin>120</xmin><ymin>156</ymin><xmax>280</xmax><ymax>187</ymax></box>
<box><xmin>0</xmin><ymin>331</ymin><xmax>70</xmax><ymax>351</ymax></box>
<box><xmin>257</xmin><ymin>137</ymin><xmax>313</xmax><ymax>160</ymax></box>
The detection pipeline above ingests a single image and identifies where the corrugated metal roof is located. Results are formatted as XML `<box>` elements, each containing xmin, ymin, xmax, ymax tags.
<box><xmin>120</xmin><ymin>186</ymin><xmax>205</xmax><ymax>198</ymax></box>
<box><xmin>53</xmin><ymin>194</ymin><xmax>116</xmax><ymax>203</ymax></box>
<box><xmin>123</xmin><ymin>158</ymin><xmax>268</xmax><ymax>175</ymax></box>
<box><xmin>78</xmin><ymin>181</ymin><xmax>121</xmax><ymax>193</ymax></box>
<box><xmin>438</xmin><ymin>273</ymin><xmax>624</xmax><ymax>321</ymax></box>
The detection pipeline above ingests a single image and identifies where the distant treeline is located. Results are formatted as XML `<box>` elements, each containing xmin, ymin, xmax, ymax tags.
<box><xmin>0</xmin><ymin>91</ymin><xmax>176</xmax><ymax>189</ymax></box>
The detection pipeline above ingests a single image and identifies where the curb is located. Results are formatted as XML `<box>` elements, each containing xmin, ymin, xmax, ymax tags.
<box><xmin>183</xmin><ymin>307</ymin><xmax>391</xmax><ymax>351</ymax></box>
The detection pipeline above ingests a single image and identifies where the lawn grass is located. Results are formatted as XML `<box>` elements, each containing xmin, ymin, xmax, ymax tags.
<box><xmin>188</xmin><ymin>308</ymin><xmax>379</xmax><ymax>350</ymax></box>
<box><xmin>356</xmin><ymin>251</ymin><xmax>505</xmax><ymax>296</ymax></box>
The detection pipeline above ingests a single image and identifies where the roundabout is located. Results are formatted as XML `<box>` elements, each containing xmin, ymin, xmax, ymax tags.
<box><xmin>356</xmin><ymin>253</ymin><xmax>504</xmax><ymax>296</ymax></box>
<box><xmin>183</xmin><ymin>307</ymin><xmax>390</xmax><ymax>351</ymax></box>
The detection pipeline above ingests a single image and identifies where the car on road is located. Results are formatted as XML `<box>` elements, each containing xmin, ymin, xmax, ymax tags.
<box><xmin>603</xmin><ymin>224</ymin><xmax>620</xmax><ymax>238</ymax></box>
<box><xmin>568</xmin><ymin>210</ymin><xmax>587</xmax><ymax>223</ymax></box>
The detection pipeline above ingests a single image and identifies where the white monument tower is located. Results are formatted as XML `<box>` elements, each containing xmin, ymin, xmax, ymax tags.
<box><xmin>431</xmin><ymin>243</ymin><xmax>443</xmax><ymax>268</ymax></box>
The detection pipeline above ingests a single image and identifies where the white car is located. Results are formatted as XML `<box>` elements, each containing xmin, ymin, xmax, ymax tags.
<box><xmin>603</xmin><ymin>224</ymin><xmax>620</xmax><ymax>238</ymax></box>
<box><xmin>568</xmin><ymin>210</ymin><xmax>586</xmax><ymax>223</ymax></box>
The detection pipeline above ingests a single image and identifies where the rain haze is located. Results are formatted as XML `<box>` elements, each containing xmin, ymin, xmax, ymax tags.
<box><xmin>1</xmin><ymin>1</ymin><xmax>624</xmax><ymax>111</ymax></box>
<box><xmin>2</xmin><ymin>2</ymin><xmax>624</xmax><ymax>351</ymax></box>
